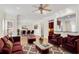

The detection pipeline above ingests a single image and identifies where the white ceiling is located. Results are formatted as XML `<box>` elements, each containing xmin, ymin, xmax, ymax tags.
<box><xmin>0</xmin><ymin>4</ymin><xmax>78</xmax><ymax>21</ymax></box>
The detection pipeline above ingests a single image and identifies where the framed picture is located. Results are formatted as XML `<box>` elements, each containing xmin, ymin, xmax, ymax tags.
<box><xmin>34</xmin><ymin>25</ymin><xmax>38</xmax><ymax>29</ymax></box>
<box><xmin>22</xmin><ymin>25</ymin><xmax>27</xmax><ymax>29</ymax></box>
<box><xmin>7</xmin><ymin>21</ymin><xmax>13</xmax><ymax>28</ymax></box>
<box><xmin>7</xmin><ymin>21</ymin><xmax>13</xmax><ymax>36</ymax></box>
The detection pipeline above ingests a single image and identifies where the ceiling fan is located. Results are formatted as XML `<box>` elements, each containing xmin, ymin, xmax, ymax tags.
<box><xmin>33</xmin><ymin>4</ymin><xmax>51</xmax><ymax>14</ymax></box>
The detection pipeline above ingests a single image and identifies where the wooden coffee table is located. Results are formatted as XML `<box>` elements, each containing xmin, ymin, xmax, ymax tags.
<box><xmin>33</xmin><ymin>42</ymin><xmax>52</xmax><ymax>54</ymax></box>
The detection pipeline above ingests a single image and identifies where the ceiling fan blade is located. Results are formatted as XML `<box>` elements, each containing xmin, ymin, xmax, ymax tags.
<box><xmin>43</xmin><ymin>4</ymin><xmax>48</xmax><ymax>8</ymax></box>
<box><xmin>43</xmin><ymin>9</ymin><xmax>51</xmax><ymax>11</ymax></box>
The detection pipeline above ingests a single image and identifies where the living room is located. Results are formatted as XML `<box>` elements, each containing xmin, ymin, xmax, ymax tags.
<box><xmin>0</xmin><ymin>4</ymin><xmax>79</xmax><ymax>54</ymax></box>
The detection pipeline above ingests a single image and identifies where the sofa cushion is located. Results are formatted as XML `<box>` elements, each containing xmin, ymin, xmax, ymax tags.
<box><xmin>68</xmin><ymin>35</ymin><xmax>79</xmax><ymax>39</ymax></box>
<box><xmin>1</xmin><ymin>36</ymin><xmax>8</xmax><ymax>44</ymax></box>
<box><xmin>1</xmin><ymin>37</ymin><xmax>13</xmax><ymax>54</ymax></box>
<box><xmin>12</xmin><ymin>45</ymin><xmax>22</xmax><ymax>53</ymax></box>
<box><xmin>65</xmin><ymin>43</ymin><xmax>75</xmax><ymax>48</ymax></box>
<box><xmin>54</xmin><ymin>34</ymin><xmax>60</xmax><ymax>37</ymax></box>
<box><xmin>5</xmin><ymin>35</ymin><xmax>9</xmax><ymax>40</ymax></box>
<box><xmin>68</xmin><ymin>34</ymin><xmax>79</xmax><ymax>37</ymax></box>
<box><xmin>67</xmin><ymin>37</ymin><xmax>74</xmax><ymax>43</ymax></box>
<box><xmin>67</xmin><ymin>35</ymin><xmax>79</xmax><ymax>43</ymax></box>
<box><xmin>6</xmin><ymin>40</ymin><xmax>13</xmax><ymax>50</ymax></box>
<box><xmin>0</xmin><ymin>39</ymin><xmax>4</xmax><ymax>52</ymax></box>
<box><xmin>9</xmin><ymin>37</ymin><xmax>14</xmax><ymax>43</ymax></box>
<box><xmin>51</xmin><ymin>38</ymin><xmax>57</xmax><ymax>42</ymax></box>
<box><xmin>13</xmin><ymin>42</ymin><xmax>20</xmax><ymax>46</ymax></box>
<box><xmin>2</xmin><ymin>44</ymin><xmax>12</xmax><ymax>54</ymax></box>
<box><xmin>52</xmin><ymin>34</ymin><xmax>60</xmax><ymax>38</ymax></box>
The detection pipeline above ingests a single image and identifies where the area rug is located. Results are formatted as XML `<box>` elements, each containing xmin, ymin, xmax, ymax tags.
<box><xmin>22</xmin><ymin>44</ymin><xmax>71</xmax><ymax>54</ymax></box>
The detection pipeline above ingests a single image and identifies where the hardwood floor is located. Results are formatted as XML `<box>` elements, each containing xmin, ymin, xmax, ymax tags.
<box><xmin>20</xmin><ymin>35</ymin><xmax>71</xmax><ymax>54</ymax></box>
<box><xmin>20</xmin><ymin>35</ymin><xmax>48</xmax><ymax>47</ymax></box>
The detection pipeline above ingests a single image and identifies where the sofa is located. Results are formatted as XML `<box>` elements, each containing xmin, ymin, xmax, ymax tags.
<box><xmin>62</xmin><ymin>34</ymin><xmax>79</xmax><ymax>53</ymax></box>
<box><xmin>48</xmin><ymin>34</ymin><xmax>62</xmax><ymax>46</ymax></box>
<box><xmin>0</xmin><ymin>36</ymin><xmax>23</xmax><ymax>54</ymax></box>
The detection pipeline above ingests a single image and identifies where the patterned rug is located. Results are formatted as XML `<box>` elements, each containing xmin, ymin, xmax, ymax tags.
<box><xmin>22</xmin><ymin>44</ymin><xmax>71</xmax><ymax>54</ymax></box>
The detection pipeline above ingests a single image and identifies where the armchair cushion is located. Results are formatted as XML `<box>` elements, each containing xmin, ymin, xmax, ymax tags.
<box><xmin>6</xmin><ymin>40</ymin><xmax>13</xmax><ymax>50</ymax></box>
<box><xmin>67</xmin><ymin>35</ymin><xmax>79</xmax><ymax>44</ymax></box>
<box><xmin>51</xmin><ymin>38</ymin><xmax>57</xmax><ymax>41</ymax></box>
<box><xmin>1</xmin><ymin>36</ymin><xmax>8</xmax><ymax>44</ymax></box>
<box><xmin>67</xmin><ymin>37</ymin><xmax>75</xmax><ymax>43</ymax></box>
<box><xmin>9</xmin><ymin>37</ymin><xmax>14</xmax><ymax>43</ymax></box>
<box><xmin>68</xmin><ymin>35</ymin><xmax>79</xmax><ymax>38</ymax></box>
<box><xmin>66</xmin><ymin>43</ymin><xmax>74</xmax><ymax>47</ymax></box>
<box><xmin>12</xmin><ymin>45</ymin><xmax>22</xmax><ymax>53</ymax></box>
<box><xmin>68</xmin><ymin>35</ymin><xmax>79</xmax><ymax>40</ymax></box>
<box><xmin>0</xmin><ymin>39</ymin><xmax>4</xmax><ymax>52</ymax></box>
<box><xmin>53</xmin><ymin>34</ymin><xmax>60</xmax><ymax>38</ymax></box>
<box><xmin>13</xmin><ymin>42</ymin><xmax>20</xmax><ymax>46</ymax></box>
<box><xmin>2</xmin><ymin>43</ymin><xmax>12</xmax><ymax>54</ymax></box>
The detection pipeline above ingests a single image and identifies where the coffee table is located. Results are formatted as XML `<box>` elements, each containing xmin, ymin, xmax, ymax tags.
<box><xmin>33</xmin><ymin>42</ymin><xmax>52</xmax><ymax>54</ymax></box>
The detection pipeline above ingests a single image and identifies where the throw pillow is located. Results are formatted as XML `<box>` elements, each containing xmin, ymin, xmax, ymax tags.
<box><xmin>1</xmin><ymin>36</ymin><xmax>8</xmax><ymax>44</ymax></box>
<box><xmin>6</xmin><ymin>40</ymin><xmax>13</xmax><ymax>50</ymax></box>
<box><xmin>0</xmin><ymin>39</ymin><xmax>4</xmax><ymax>51</ymax></box>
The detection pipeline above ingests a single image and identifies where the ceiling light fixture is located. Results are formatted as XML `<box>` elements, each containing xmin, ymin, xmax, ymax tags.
<box><xmin>33</xmin><ymin>4</ymin><xmax>51</xmax><ymax>14</ymax></box>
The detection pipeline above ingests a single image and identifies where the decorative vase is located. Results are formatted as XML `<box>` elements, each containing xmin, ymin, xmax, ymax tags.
<box><xmin>39</xmin><ymin>37</ymin><xmax>43</xmax><ymax>44</ymax></box>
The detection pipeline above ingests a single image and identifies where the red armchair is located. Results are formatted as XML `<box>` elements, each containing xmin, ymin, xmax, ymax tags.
<box><xmin>48</xmin><ymin>34</ymin><xmax>62</xmax><ymax>46</ymax></box>
<box><xmin>62</xmin><ymin>35</ymin><xmax>79</xmax><ymax>53</ymax></box>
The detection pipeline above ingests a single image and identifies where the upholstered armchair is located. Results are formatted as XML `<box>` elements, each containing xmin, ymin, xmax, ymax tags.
<box><xmin>62</xmin><ymin>35</ymin><xmax>79</xmax><ymax>53</ymax></box>
<box><xmin>48</xmin><ymin>34</ymin><xmax>62</xmax><ymax>46</ymax></box>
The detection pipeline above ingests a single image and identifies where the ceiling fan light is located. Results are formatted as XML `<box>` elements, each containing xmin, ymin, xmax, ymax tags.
<box><xmin>33</xmin><ymin>4</ymin><xmax>51</xmax><ymax>14</ymax></box>
<box><xmin>35</xmin><ymin>10</ymin><xmax>49</xmax><ymax>14</ymax></box>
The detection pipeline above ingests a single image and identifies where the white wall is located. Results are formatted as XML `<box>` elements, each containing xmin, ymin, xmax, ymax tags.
<box><xmin>0</xmin><ymin>10</ymin><xmax>6</xmax><ymax>37</ymax></box>
<box><xmin>18</xmin><ymin>19</ymin><xmax>34</xmax><ymax>30</ymax></box>
<box><xmin>34</xmin><ymin>24</ymin><xmax>41</xmax><ymax>36</ymax></box>
<box><xmin>76</xmin><ymin>9</ymin><xmax>79</xmax><ymax>32</ymax></box>
<box><xmin>0</xmin><ymin>19</ymin><xmax>3</xmax><ymax>37</ymax></box>
<box><xmin>36</xmin><ymin>10</ymin><xmax>79</xmax><ymax>39</ymax></box>
<box><xmin>0</xmin><ymin>11</ymin><xmax>18</xmax><ymax>37</ymax></box>
<box><xmin>34</xmin><ymin>15</ymin><xmax>55</xmax><ymax>39</ymax></box>
<box><xmin>2</xmin><ymin>15</ymin><xmax>17</xmax><ymax>36</ymax></box>
<box><xmin>0</xmin><ymin>7</ymin><xmax>79</xmax><ymax>38</ymax></box>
